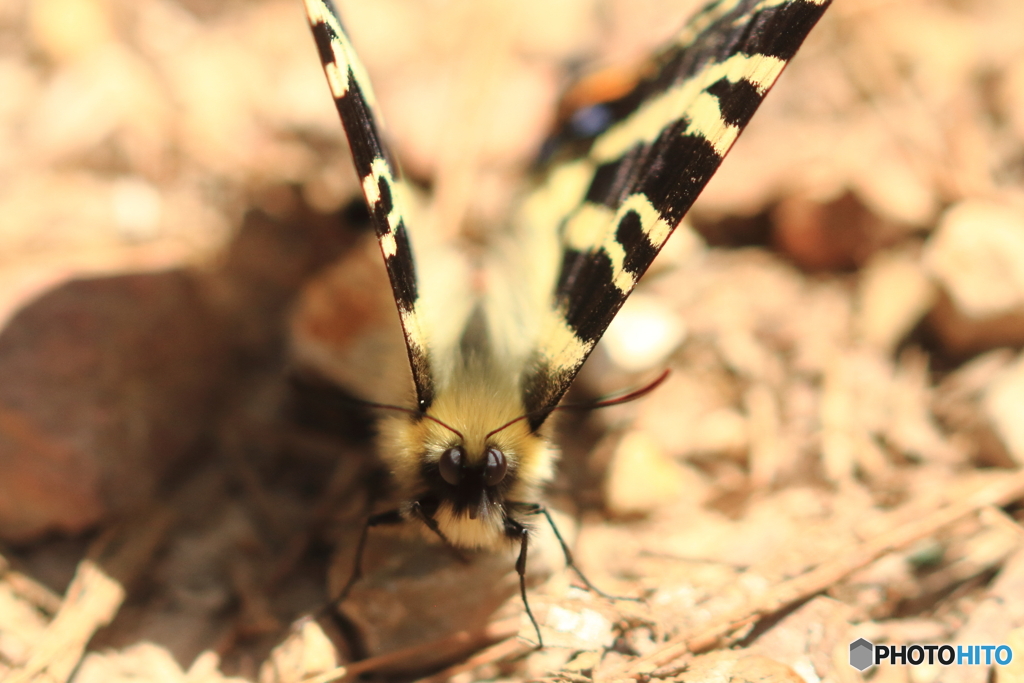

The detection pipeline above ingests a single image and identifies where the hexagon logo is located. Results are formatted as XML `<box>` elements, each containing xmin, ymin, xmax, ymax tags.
<box><xmin>849</xmin><ymin>638</ymin><xmax>874</xmax><ymax>671</ymax></box>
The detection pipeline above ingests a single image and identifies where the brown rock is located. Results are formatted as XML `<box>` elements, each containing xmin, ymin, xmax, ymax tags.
<box><xmin>601</xmin><ymin>293</ymin><xmax>687</xmax><ymax>374</ymax></box>
<box><xmin>924</xmin><ymin>200</ymin><xmax>1024</xmax><ymax>356</ymax></box>
<box><xmin>984</xmin><ymin>352</ymin><xmax>1024</xmax><ymax>466</ymax></box>
<box><xmin>0</xmin><ymin>270</ymin><xmax>230</xmax><ymax>541</ymax></box>
<box><xmin>258</xmin><ymin>620</ymin><xmax>339</xmax><ymax>683</ymax></box>
<box><xmin>772</xmin><ymin>191</ymin><xmax>899</xmax><ymax>271</ymax></box>
<box><xmin>933</xmin><ymin>349</ymin><xmax>1017</xmax><ymax>468</ymax></box>
<box><xmin>603</xmin><ymin>429</ymin><xmax>692</xmax><ymax>517</ymax></box>
<box><xmin>335</xmin><ymin>532</ymin><xmax>519</xmax><ymax>669</ymax></box>
<box><xmin>328</xmin><ymin>511</ymin><xmax>565</xmax><ymax>672</ymax></box>
<box><xmin>856</xmin><ymin>248</ymin><xmax>935</xmax><ymax>353</ymax></box>
<box><xmin>289</xmin><ymin>235</ymin><xmax>410</xmax><ymax>406</ymax></box>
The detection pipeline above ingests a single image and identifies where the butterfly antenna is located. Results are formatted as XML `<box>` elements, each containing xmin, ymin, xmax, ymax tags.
<box><xmin>558</xmin><ymin>368</ymin><xmax>671</xmax><ymax>411</ymax></box>
<box><xmin>486</xmin><ymin>369</ymin><xmax>670</xmax><ymax>439</ymax></box>
<box><xmin>359</xmin><ymin>400</ymin><xmax>465</xmax><ymax>440</ymax></box>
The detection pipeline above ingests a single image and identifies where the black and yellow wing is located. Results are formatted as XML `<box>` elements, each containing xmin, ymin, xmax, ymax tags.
<box><xmin>303</xmin><ymin>0</ymin><xmax>831</xmax><ymax>427</ymax></box>
<box><xmin>303</xmin><ymin>0</ymin><xmax>434</xmax><ymax>414</ymax></box>
<box><xmin>517</xmin><ymin>0</ymin><xmax>831</xmax><ymax>426</ymax></box>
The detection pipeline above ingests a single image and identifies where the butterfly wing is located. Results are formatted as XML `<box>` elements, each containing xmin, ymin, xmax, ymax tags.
<box><xmin>304</xmin><ymin>0</ymin><xmax>435</xmax><ymax>412</ymax></box>
<box><xmin>517</xmin><ymin>0</ymin><xmax>832</xmax><ymax>425</ymax></box>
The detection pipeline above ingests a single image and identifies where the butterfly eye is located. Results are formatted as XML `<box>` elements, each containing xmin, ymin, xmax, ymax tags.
<box><xmin>439</xmin><ymin>447</ymin><xmax>463</xmax><ymax>485</ymax></box>
<box><xmin>483</xmin><ymin>448</ymin><xmax>507</xmax><ymax>486</ymax></box>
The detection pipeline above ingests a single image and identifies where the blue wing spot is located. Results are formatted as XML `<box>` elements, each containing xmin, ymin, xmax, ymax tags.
<box><xmin>569</xmin><ymin>104</ymin><xmax>614</xmax><ymax>137</ymax></box>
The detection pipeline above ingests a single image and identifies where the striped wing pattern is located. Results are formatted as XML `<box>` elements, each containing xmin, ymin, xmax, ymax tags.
<box><xmin>303</xmin><ymin>0</ymin><xmax>830</xmax><ymax>427</ymax></box>
<box><xmin>520</xmin><ymin>0</ymin><xmax>831</xmax><ymax>423</ymax></box>
<box><xmin>304</xmin><ymin>0</ymin><xmax>434</xmax><ymax>412</ymax></box>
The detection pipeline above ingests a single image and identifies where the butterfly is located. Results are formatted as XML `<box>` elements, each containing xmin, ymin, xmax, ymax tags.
<box><xmin>301</xmin><ymin>0</ymin><xmax>830</xmax><ymax>647</ymax></box>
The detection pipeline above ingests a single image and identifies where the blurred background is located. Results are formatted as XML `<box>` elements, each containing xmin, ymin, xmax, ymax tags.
<box><xmin>2</xmin><ymin>0</ymin><xmax>1024</xmax><ymax>681</ymax></box>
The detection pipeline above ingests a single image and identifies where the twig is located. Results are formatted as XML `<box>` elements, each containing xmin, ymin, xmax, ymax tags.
<box><xmin>5</xmin><ymin>560</ymin><xmax>125</xmax><ymax>683</ymax></box>
<box><xmin>601</xmin><ymin>469</ymin><xmax>1024</xmax><ymax>680</ymax></box>
<box><xmin>3</xmin><ymin>568</ymin><xmax>63</xmax><ymax>616</ymax></box>
<box><xmin>301</xmin><ymin>616</ymin><xmax>521</xmax><ymax>683</ymax></box>
<box><xmin>414</xmin><ymin>621</ymin><xmax>532</xmax><ymax>683</ymax></box>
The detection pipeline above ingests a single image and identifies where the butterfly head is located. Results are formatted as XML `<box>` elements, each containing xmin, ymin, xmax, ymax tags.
<box><xmin>436</xmin><ymin>443</ymin><xmax>508</xmax><ymax>520</ymax></box>
<box><xmin>380</xmin><ymin>383</ymin><xmax>556</xmax><ymax>549</ymax></box>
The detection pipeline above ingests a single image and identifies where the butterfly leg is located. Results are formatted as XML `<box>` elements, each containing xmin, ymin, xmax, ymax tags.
<box><xmin>517</xmin><ymin>503</ymin><xmax>637</xmax><ymax>601</ymax></box>
<box><xmin>408</xmin><ymin>501</ymin><xmax>470</xmax><ymax>563</ymax></box>
<box><xmin>337</xmin><ymin>502</ymin><xmax>470</xmax><ymax>607</ymax></box>
<box><xmin>504</xmin><ymin>517</ymin><xmax>544</xmax><ymax>649</ymax></box>
<box><xmin>333</xmin><ymin>508</ymin><xmax>404</xmax><ymax>604</ymax></box>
